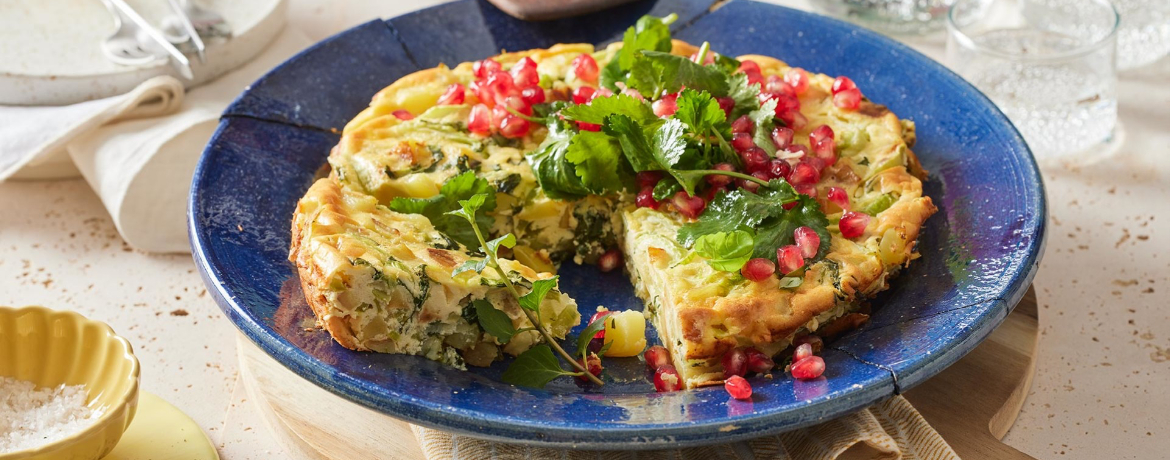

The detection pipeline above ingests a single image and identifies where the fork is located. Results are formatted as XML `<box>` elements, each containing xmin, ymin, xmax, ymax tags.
<box><xmin>99</xmin><ymin>0</ymin><xmax>167</xmax><ymax>67</ymax></box>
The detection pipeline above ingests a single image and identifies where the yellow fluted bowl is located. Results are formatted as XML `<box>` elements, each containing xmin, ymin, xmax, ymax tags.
<box><xmin>0</xmin><ymin>306</ymin><xmax>140</xmax><ymax>460</ymax></box>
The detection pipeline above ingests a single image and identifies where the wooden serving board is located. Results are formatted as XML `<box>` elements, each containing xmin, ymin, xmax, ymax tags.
<box><xmin>237</xmin><ymin>288</ymin><xmax>1038</xmax><ymax>460</ymax></box>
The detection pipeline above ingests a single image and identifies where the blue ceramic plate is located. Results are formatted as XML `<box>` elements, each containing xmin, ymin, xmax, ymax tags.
<box><xmin>189</xmin><ymin>0</ymin><xmax>1046</xmax><ymax>449</ymax></box>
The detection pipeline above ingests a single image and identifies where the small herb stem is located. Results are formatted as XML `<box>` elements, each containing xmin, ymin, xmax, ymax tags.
<box><xmin>503</xmin><ymin>106</ymin><xmax>543</xmax><ymax>123</ymax></box>
<box><xmin>694</xmin><ymin>41</ymin><xmax>711</xmax><ymax>65</ymax></box>
<box><xmin>695</xmin><ymin>169</ymin><xmax>770</xmax><ymax>187</ymax></box>
<box><xmin>661</xmin><ymin>13</ymin><xmax>679</xmax><ymax>26</ymax></box>
<box><xmin>468</xmin><ymin>223</ymin><xmax>604</xmax><ymax>386</ymax></box>
<box><xmin>710</xmin><ymin>129</ymin><xmax>738</xmax><ymax>164</ymax></box>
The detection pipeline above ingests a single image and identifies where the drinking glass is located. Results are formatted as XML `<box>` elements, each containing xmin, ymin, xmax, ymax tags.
<box><xmin>947</xmin><ymin>0</ymin><xmax>1120</xmax><ymax>161</ymax></box>
<box><xmin>1114</xmin><ymin>0</ymin><xmax>1170</xmax><ymax>70</ymax></box>
<box><xmin>810</xmin><ymin>0</ymin><xmax>959</xmax><ymax>35</ymax></box>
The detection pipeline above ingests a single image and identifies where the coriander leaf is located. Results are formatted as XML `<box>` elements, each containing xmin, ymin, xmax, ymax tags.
<box><xmin>651</xmin><ymin>119</ymin><xmax>707</xmax><ymax>195</ymax></box>
<box><xmin>576</xmin><ymin>314</ymin><xmax>609</xmax><ymax>359</ymax></box>
<box><xmin>599</xmin><ymin>58</ymin><xmax>625</xmax><ymax>91</ymax></box>
<box><xmin>626</xmin><ymin>51</ymin><xmax>730</xmax><ymax>97</ymax></box>
<box><xmin>692</xmin><ymin>230</ymin><xmax>755</xmax><ymax>272</ymax></box>
<box><xmin>726</xmin><ymin>73</ymin><xmax>762</xmax><ymax>119</ymax></box>
<box><xmin>619</xmin><ymin>15</ymin><xmax>674</xmax><ymax>70</ymax></box>
<box><xmin>474</xmin><ymin>299</ymin><xmax>516</xmax><ymax>343</ymax></box>
<box><xmin>711</xmin><ymin>53</ymin><xmax>742</xmax><ymax>75</ymax></box>
<box><xmin>564</xmin><ymin>130</ymin><xmax>630</xmax><ymax>195</ymax></box>
<box><xmin>673</xmin><ymin>89</ymin><xmax>726</xmax><ymax>134</ymax></box>
<box><xmin>518</xmin><ymin>276</ymin><xmax>560</xmax><ymax>312</ymax></box>
<box><xmin>603</xmin><ymin>114</ymin><xmax>659</xmax><ymax>172</ymax></box>
<box><xmin>677</xmin><ymin>181</ymin><xmax>800</xmax><ymax>246</ymax></box>
<box><xmin>779</xmin><ymin>276</ymin><xmax>803</xmax><ymax>289</ymax></box>
<box><xmin>501</xmin><ymin>345</ymin><xmax>569</xmax><ymax>388</ymax></box>
<box><xmin>526</xmin><ymin>118</ymin><xmax>592</xmax><ymax>200</ymax></box>
<box><xmin>561</xmin><ymin>94</ymin><xmax>656</xmax><ymax>125</ymax></box>
<box><xmin>393</xmin><ymin>171</ymin><xmax>495</xmax><ymax>248</ymax></box>
<box><xmin>749</xmin><ymin>98</ymin><xmax>779</xmax><ymax>156</ymax></box>
<box><xmin>749</xmin><ymin>193</ymin><xmax>831</xmax><ymax>261</ymax></box>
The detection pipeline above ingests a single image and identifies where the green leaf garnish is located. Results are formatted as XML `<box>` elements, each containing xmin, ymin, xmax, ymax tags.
<box><xmin>627</xmin><ymin>50</ymin><xmax>730</xmax><ymax>98</ymax></box>
<box><xmin>560</xmin><ymin>94</ymin><xmax>656</xmax><ymax>125</ymax></box>
<box><xmin>564</xmin><ymin>130</ymin><xmax>630</xmax><ymax>195</ymax></box>
<box><xmin>749</xmin><ymin>98</ymin><xmax>779</xmax><ymax>156</ymax></box>
<box><xmin>473</xmin><ymin>299</ymin><xmax>516</xmax><ymax>343</ymax></box>
<box><xmin>518</xmin><ymin>276</ymin><xmax>560</xmax><ymax>313</ymax></box>
<box><xmin>725</xmin><ymin>72</ymin><xmax>762</xmax><ymax>120</ymax></box>
<box><xmin>692</xmin><ymin>230</ymin><xmax>755</xmax><ymax>272</ymax></box>
<box><xmin>526</xmin><ymin>118</ymin><xmax>594</xmax><ymax>200</ymax></box>
<box><xmin>501</xmin><ymin>345</ymin><xmax>571</xmax><ymax>388</ymax></box>
<box><xmin>575</xmin><ymin>314</ymin><xmax>609</xmax><ymax>359</ymax></box>
<box><xmin>393</xmin><ymin>171</ymin><xmax>495</xmax><ymax>248</ymax></box>
<box><xmin>673</xmin><ymin>88</ymin><xmax>726</xmax><ymax>135</ymax></box>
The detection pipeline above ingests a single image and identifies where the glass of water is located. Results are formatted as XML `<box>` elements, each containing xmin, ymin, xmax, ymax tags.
<box><xmin>947</xmin><ymin>0</ymin><xmax>1120</xmax><ymax>161</ymax></box>
<box><xmin>809</xmin><ymin>0</ymin><xmax>960</xmax><ymax>35</ymax></box>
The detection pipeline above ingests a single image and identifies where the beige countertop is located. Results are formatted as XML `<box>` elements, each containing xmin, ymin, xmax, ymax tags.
<box><xmin>1</xmin><ymin>1</ymin><xmax>1166</xmax><ymax>458</ymax></box>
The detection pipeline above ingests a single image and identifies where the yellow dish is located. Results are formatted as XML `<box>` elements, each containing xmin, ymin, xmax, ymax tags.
<box><xmin>0</xmin><ymin>306</ymin><xmax>140</xmax><ymax>460</ymax></box>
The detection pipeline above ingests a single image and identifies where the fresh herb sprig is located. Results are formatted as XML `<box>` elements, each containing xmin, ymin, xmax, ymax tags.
<box><xmin>446</xmin><ymin>193</ymin><xmax>605</xmax><ymax>387</ymax></box>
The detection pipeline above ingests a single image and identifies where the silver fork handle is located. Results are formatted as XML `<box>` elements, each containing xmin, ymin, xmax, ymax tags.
<box><xmin>107</xmin><ymin>0</ymin><xmax>194</xmax><ymax>79</ymax></box>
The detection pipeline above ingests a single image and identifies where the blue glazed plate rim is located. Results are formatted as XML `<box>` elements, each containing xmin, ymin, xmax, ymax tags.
<box><xmin>188</xmin><ymin>0</ymin><xmax>1046</xmax><ymax>448</ymax></box>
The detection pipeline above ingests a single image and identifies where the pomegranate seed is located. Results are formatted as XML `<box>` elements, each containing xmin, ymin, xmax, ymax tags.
<box><xmin>621</xmin><ymin>88</ymin><xmax>646</xmax><ymax>101</ymax></box>
<box><xmin>636</xmin><ymin>187</ymin><xmax>661</xmax><ymax>209</ymax></box>
<box><xmin>745</xmin><ymin>348</ymin><xmax>775</xmax><ymax>374</ymax></box>
<box><xmin>469</xmin><ymin>80</ymin><xmax>494</xmax><ymax>107</ymax></box>
<box><xmin>391</xmin><ymin>109</ymin><xmax>413</xmax><ymax>120</ymax></box>
<box><xmin>473</xmin><ymin>59</ymin><xmax>501</xmax><ymax>79</ymax></box>
<box><xmin>520</xmin><ymin>87</ymin><xmax>545</xmax><ymax>105</ymax></box>
<box><xmin>598</xmin><ymin>249</ymin><xmax>622</xmax><ymax>273</ymax></box>
<box><xmin>577</xmin><ymin>121</ymin><xmax>602</xmax><ymax>131</ymax></box>
<box><xmin>771</xmin><ymin>127</ymin><xmax>794</xmax><ymax>150</ymax></box>
<box><xmin>833</xmin><ymin>88</ymin><xmax>861</xmax><ymax>110</ymax></box>
<box><xmin>827</xmin><ymin>187</ymin><xmax>849</xmax><ymax>210</ymax></box>
<box><xmin>751</xmin><ymin>171</ymin><xmax>771</xmax><ymax>186</ymax></box>
<box><xmin>672</xmin><ymin>191</ymin><xmax>707</xmax><ymax>219</ymax></box>
<box><xmin>587</xmin><ymin>336</ymin><xmax>604</xmax><ymax>353</ymax></box>
<box><xmin>468</xmin><ymin>104</ymin><xmax>492</xmax><ymax>135</ymax></box>
<box><xmin>738</xmin><ymin>60</ymin><xmax>761</xmax><ymax>74</ymax></box>
<box><xmin>571</xmin><ymin>53</ymin><xmax>599</xmax><ymax>83</ymax></box>
<box><xmin>504</xmin><ymin>96</ymin><xmax>533</xmax><ymax>116</ymax></box>
<box><xmin>653</xmin><ymin>365</ymin><xmax>682</xmax><ymax>392</ymax></box>
<box><xmin>510</xmin><ymin>57</ymin><xmax>540</xmax><ymax>87</ymax></box>
<box><xmin>644</xmin><ymin>345</ymin><xmax>671</xmax><ymax>370</ymax></box>
<box><xmin>770</xmin><ymin>94</ymin><xmax>800</xmax><ymax>114</ymax></box>
<box><xmin>437</xmin><ymin>83</ymin><xmax>465</xmax><ymax>105</ymax></box>
<box><xmin>813</xmin><ymin>139</ymin><xmax>837</xmax><ymax>165</ymax></box>
<box><xmin>791</xmin><ymin>355</ymin><xmax>825</xmax><ymax>380</ymax></box>
<box><xmin>794</xmin><ymin>184</ymin><xmax>817</xmax><ymax>197</ymax></box>
<box><xmin>767</xmin><ymin>159</ymin><xmax>791</xmax><ymax>179</ymax></box>
<box><xmin>740</xmin><ymin>258</ymin><xmax>776</xmax><ymax>282</ymax></box>
<box><xmin>717</xmin><ymin>97</ymin><xmax>735</xmax><ymax>117</ymax></box>
<box><xmin>707</xmin><ymin>163</ymin><xmax>736</xmax><ymax>186</ymax></box>
<box><xmin>738</xmin><ymin>177</ymin><xmax>761</xmax><ymax>193</ymax></box>
<box><xmin>784</xmin><ymin>68</ymin><xmax>809</xmax><ymax>94</ymax></box>
<box><xmin>776</xmin><ymin>245</ymin><xmax>805</xmax><ymax>274</ymax></box>
<box><xmin>803</xmin><ymin>157</ymin><xmax>827</xmax><ymax>174</ymax></box>
<box><xmin>636</xmin><ymin>170</ymin><xmax>664</xmax><ymax>187</ymax></box>
<box><xmin>739</xmin><ymin>147</ymin><xmax>769</xmax><ymax>173</ymax></box>
<box><xmin>731</xmin><ymin>133</ymin><xmax>756</xmax><ymax>152</ymax></box>
<box><xmin>588</xmin><ymin>310</ymin><xmax>613</xmax><ymax>338</ymax></box>
<box><xmin>724</xmin><ymin>375</ymin><xmax>753</xmax><ymax>400</ymax></box>
<box><xmin>788</xmin><ymin>162</ymin><xmax>820</xmax><ymax>185</ymax></box>
<box><xmin>491</xmin><ymin>105</ymin><xmax>510</xmax><ymax>129</ymax></box>
<box><xmin>793</xmin><ymin>334</ymin><xmax>824</xmax><ymax>353</ymax></box>
<box><xmin>498</xmin><ymin>115</ymin><xmax>530</xmax><ymax>138</ymax></box>
<box><xmin>746</xmin><ymin>71</ymin><xmax>764</xmax><ymax>87</ymax></box>
<box><xmin>591</xmin><ymin>88</ymin><xmax>614</xmax><ymax>102</ymax></box>
<box><xmin>652</xmin><ymin>93</ymin><xmax>679</xmax><ymax>117</ymax></box>
<box><xmin>575</xmin><ymin>353</ymin><xmax>603</xmax><ymax>382</ymax></box>
<box><xmin>572</xmin><ymin>86</ymin><xmax>595</xmax><ymax>104</ymax></box>
<box><xmin>731</xmin><ymin>115</ymin><xmax>754</xmax><ymax>134</ymax></box>
<box><xmin>839</xmin><ymin>211</ymin><xmax>871</xmax><ymax>238</ymax></box>
<box><xmin>794</xmin><ymin>343</ymin><xmax>813</xmax><ymax>362</ymax></box>
<box><xmin>764</xmin><ymin>75</ymin><xmax>794</xmax><ymax>97</ymax></box>
<box><xmin>704</xmin><ymin>184</ymin><xmax>728</xmax><ymax>202</ymax></box>
<box><xmin>722</xmin><ymin>348</ymin><xmax>747</xmax><ymax>378</ymax></box>
<box><xmin>486</xmin><ymin>71</ymin><xmax>518</xmax><ymax>98</ymax></box>
<box><xmin>777</xmin><ymin>110</ymin><xmax>807</xmax><ymax>131</ymax></box>
<box><xmin>832</xmin><ymin>76</ymin><xmax>857</xmax><ymax>94</ymax></box>
<box><xmin>810</xmin><ymin>125</ymin><xmax>835</xmax><ymax>145</ymax></box>
<box><xmin>794</xmin><ymin>226</ymin><xmax>820</xmax><ymax>259</ymax></box>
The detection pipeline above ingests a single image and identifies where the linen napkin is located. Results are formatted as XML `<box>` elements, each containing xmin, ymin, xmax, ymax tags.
<box><xmin>0</xmin><ymin>27</ymin><xmax>311</xmax><ymax>253</ymax></box>
<box><xmin>411</xmin><ymin>396</ymin><xmax>958</xmax><ymax>460</ymax></box>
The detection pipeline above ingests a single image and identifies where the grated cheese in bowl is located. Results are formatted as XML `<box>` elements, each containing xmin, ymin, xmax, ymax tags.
<box><xmin>0</xmin><ymin>376</ymin><xmax>104</xmax><ymax>453</ymax></box>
